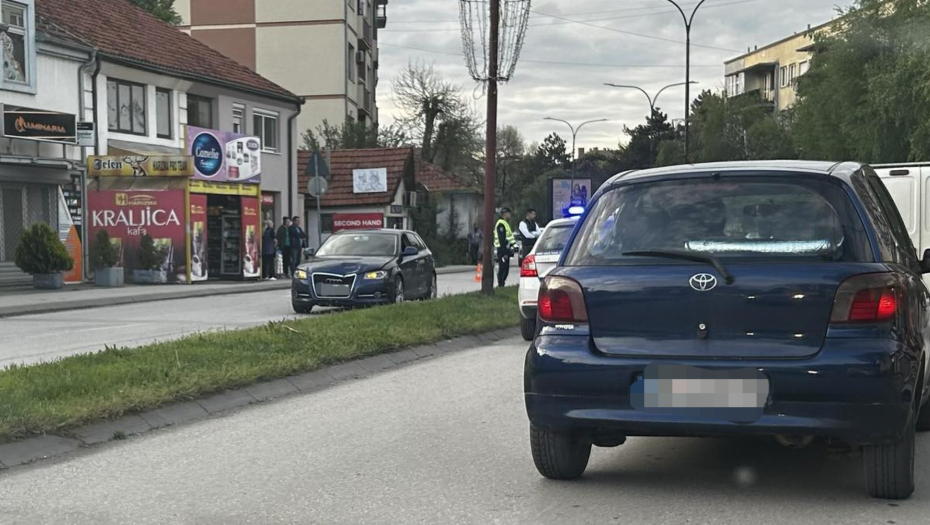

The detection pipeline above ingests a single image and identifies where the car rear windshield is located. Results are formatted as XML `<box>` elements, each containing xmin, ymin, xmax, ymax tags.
<box><xmin>317</xmin><ymin>233</ymin><xmax>397</xmax><ymax>257</ymax></box>
<box><xmin>564</xmin><ymin>176</ymin><xmax>872</xmax><ymax>265</ymax></box>
<box><xmin>536</xmin><ymin>225</ymin><xmax>574</xmax><ymax>254</ymax></box>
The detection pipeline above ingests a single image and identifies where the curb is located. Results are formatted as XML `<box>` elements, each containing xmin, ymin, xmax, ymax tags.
<box><xmin>0</xmin><ymin>327</ymin><xmax>521</xmax><ymax>471</ymax></box>
<box><xmin>0</xmin><ymin>267</ymin><xmax>474</xmax><ymax>319</ymax></box>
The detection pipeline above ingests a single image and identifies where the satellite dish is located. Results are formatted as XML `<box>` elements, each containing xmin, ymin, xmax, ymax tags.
<box><xmin>307</xmin><ymin>176</ymin><xmax>328</xmax><ymax>198</ymax></box>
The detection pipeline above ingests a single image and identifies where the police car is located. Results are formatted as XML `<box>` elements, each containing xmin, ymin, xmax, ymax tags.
<box><xmin>518</xmin><ymin>214</ymin><xmax>581</xmax><ymax>340</ymax></box>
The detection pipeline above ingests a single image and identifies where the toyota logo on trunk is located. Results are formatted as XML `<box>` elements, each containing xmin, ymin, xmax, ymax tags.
<box><xmin>689</xmin><ymin>274</ymin><xmax>718</xmax><ymax>291</ymax></box>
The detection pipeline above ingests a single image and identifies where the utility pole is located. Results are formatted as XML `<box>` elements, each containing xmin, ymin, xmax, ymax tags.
<box><xmin>665</xmin><ymin>0</ymin><xmax>707</xmax><ymax>163</ymax></box>
<box><xmin>480</xmin><ymin>0</ymin><xmax>500</xmax><ymax>296</ymax></box>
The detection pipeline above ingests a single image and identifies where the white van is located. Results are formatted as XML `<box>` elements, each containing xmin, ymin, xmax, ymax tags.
<box><xmin>874</xmin><ymin>163</ymin><xmax>930</xmax><ymax>259</ymax></box>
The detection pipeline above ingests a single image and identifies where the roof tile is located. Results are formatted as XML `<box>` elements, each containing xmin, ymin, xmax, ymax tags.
<box><xmin>298</xmin><ymin>148</ymin><xmax>414</xmax><ymax>207</ymax></box>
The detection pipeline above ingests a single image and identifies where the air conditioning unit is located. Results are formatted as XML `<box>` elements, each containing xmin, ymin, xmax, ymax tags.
<box><xmin>405</xmin><ymin>191</ymin><xmax>418</xmax><ymax>207</ymax></box>
<box><xmin>356</xmin><ymin>51</ymin><xmax>365</xmax><ymax>63</ymax></box>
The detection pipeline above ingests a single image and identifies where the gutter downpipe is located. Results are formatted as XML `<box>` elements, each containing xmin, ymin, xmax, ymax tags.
<box><xmin>78</xmin><ymin>48</ymin><xmax>99</xmax><ymax>283</ymax></box>
<box><xmin>287</xmin><ymin>100</ymin><xmax>304</xmax><ymax>219</ymax></box>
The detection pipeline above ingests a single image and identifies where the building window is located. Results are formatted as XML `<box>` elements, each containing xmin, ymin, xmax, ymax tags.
<box><xmin>779</xmin><ymin>66</ymin><xmax>788</xmax><ymax>87</ymax></box>
<box><xmin>1</xmin><ymin>1</ymin><xmax>30</xmax><ymax>87</ymax></box>
<box><xmin>187</xmin><ymin>94</ymin><xmax>213</xmax><ymax>129</ymax></box>
<box><xmin>799</xmin><ymin>61</ymin><xmax>810</xmax><ymax>76</ymax></box>
<box><xmin>789</xmin><ymin>63</ymin><xmax>797</xmax><ymax>84</ymax></box>
<box><xmin>253</xmin><ymin>110</ymin><xmax>279</xmax><ymax>153</ymax></box>
<box><xmin>107</xmin><ymin>79</ymin><xmax>146</xmax><ymax>135</ymax></box>
<box><xmin>347</xmin><ymin>43</ymin><xmax>355</xmax><ymax>82</ymax></box>
<box><xmin>156</xmin><ymin>89</ymin><xmax>172</xmax><ymax>138</ymax></box>
<box><xmin>232</xmin><ymin>105</ymin><xmax>244</xmax><ymax>134</ymax></box>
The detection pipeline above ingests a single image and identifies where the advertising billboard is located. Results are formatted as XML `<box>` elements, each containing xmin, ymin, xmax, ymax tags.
<box><xmin>88</xmin><ymin>190</ymin><xmax>187</xmax><ymax>283</ymax></box>
<box><xmin>332</xmin><ymin>213</ymin><xmax>385</xmax><ymax>232</ymax></box>
<box><xmin>550</xmin><ymin>178</ymin><xmax>592</xmax><ymax>220</ymax></box>
<box><xmin>189</xmin><ymin>194</ymin><xmax>208</xmax><ymax>282</ymax></box>
<box><xmin>186</xmin><ymin>126</ymin><xmax>262</xmax><ymax>183</ymax></box>
<box><xmin>241</xmin><ymin>197</ymin><xmax>261</xmax><ymax>278</ymax></box>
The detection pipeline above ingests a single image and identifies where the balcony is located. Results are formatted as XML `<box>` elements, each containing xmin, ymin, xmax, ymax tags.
<box><xmin>376</xmin><ymin>0</ymin><xmax>388</xmax><ymax>29</ymax></box>
<box><xmin>358</xmin><ymin>17</ymin><xmax>372</xmax><ymax>50</ymax></box>
<box><xmin>359</xmin><ymin>86</ymin><xmax>373</xmax><ymax>116</ymax></box>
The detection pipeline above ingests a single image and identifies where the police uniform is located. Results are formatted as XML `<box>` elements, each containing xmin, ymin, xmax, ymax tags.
<box><xmin>494</xmin><ymin>210</ymin><xmax>517</xmax><ymax>287</ymax></box>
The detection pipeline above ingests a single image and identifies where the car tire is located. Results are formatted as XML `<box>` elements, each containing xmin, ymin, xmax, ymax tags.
<box><xmin>392</xmin><ymin>276</ymin><xmax>405</xmax><ymax>304</ymax></box>
<box><xmin>864</xmin><ymin>418</ymin><xmax>916</xmax><ymax>500</ymax></box>
<box><xmin>429</xmin><ymin>273</ymin><xmax>438</xmax><ymax>300</ymax></box>
<box><xmin>292</xmin><ymin>303</ymin><xmax>314</xmax><ymax>314</ymax></box>
<box><xmin>530</xmin><ymin>424</ymin><xmax>591</xmax><ymax>480</ymax></box>
<box><xmin>521</xmin><ymin>316</ymin><xmax>536</xmax><ymax>341</ymax></box>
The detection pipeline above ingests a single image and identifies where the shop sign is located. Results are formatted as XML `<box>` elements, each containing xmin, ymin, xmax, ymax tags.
<box><xmin>332</xmin><ymin>213</ymin><xmax>384</xmax><ymax>232</ymax></box>
<box><xmin>76</xmin><ymin>122</ymin><xmax>95</xmax><ymax>148</ymax></box>
<box><xmin>88</xmin><ymin>156</ymin><xmax>194</xmax><ymax>177</ymax></box>
<box><xmin>352</xmin><ymin>168</ymin><xmax>388</xmax><ymax>194</ymax></box>
<box><xmin>186</xmin><ymin>125</ymin><xmax>262</xmax><ymax>184</ymax></box>
<box><xmin>2</xmin><ymin>105</ymin><xmax>77</xmax><ymax>144</ymax></box>
<box><xmin>87</xmin><ymin>189</ymin><xmax>187</xmax><ymax>284</ymax></box>
<box><xmin>261</xmin><ymin>193</ymin><xmax>275</xmax><ymax>206</ymax></box>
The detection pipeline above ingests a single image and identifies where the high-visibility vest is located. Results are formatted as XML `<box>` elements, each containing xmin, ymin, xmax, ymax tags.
<box><xmin>493</xmin><ymin>218</ymin><xmax>515</xmax><ymax>248</ymax></box>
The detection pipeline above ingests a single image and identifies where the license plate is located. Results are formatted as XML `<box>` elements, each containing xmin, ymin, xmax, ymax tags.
<box><xmin>631</xmin><ymin>364</ymin><xmax>769</xmax><ymax>423</ymax></box>
<box><xmin>318</xmin><ymin>283</ymin><xmax>350</xmax><ymax>297</ymax></box>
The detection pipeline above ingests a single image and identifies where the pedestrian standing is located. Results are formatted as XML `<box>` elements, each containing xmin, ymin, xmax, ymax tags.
<box><xmin>289</xmin><ymin>216</ymin><xmax>308</xmax><ymax>275</ymax></box>
<box><xmin>261</xmin><ymin>220</ymin><xmax>277</xmax><ymax>281</ymax></box>
<box><xmin>467</xmin><ymin>224</ymin><xmax>484</xmax><ymax>265</ymax></box>
<box><xmin>518</xmin><ymin>208</ymin><xmax>542</xmax><ymax>267</ymax></box>
<box><xmin>277</xmin><ymin>217</ymin><xmax>292</xmax><ymax>278</ymax></box>
<box><xmin>494</xmin><ymin>208</ymin><xmax>517</xmax><ymax>287</ymax></box>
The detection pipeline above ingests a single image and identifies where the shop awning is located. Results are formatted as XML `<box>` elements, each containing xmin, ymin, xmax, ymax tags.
<box><xmin>108</xmin><ymin>140</ymin><xmax>184</xmax><ymax>157</ymax></box>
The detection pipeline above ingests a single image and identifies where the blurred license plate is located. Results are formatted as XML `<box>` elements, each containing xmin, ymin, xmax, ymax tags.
<box><xmin>631</xmin><ymin>364</ymin><xmax>769</xmax><ymax>423</ymax></box>
<box><xmin>318</xmin><ymin>283</ymin><xmax>350</xmax><ymax>297</ymax></box>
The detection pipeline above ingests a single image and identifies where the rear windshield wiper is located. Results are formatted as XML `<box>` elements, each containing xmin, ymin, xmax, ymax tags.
<box><xmin>622</xmin><ymin>250</ymin><xmax>735</xmax><ymax>284</ymax></box>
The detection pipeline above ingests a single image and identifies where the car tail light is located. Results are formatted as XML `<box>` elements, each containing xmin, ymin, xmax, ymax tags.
<box><xmin>521</xmin><ymin>255</ymin><xmax>538</xmax><ymax>278</ymax></box>
<box><xmin>830</xmin><ymin>273</ymin><xmax>899</xmax><ymax>324</ymax></box>
<box><xmin>538</xmin><ymin>276</ymin><xmax>588</xmax><ymax>323</ymax></box>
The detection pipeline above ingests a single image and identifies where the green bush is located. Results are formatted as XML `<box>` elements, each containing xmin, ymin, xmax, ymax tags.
<box><xmin>89</xmin><ymin>230</ymin><xmax>120</xmax><ymax>269</ymax></box>
<box><xmin>138</xmin><ymin>234</ymin><xmax>162</xmax><ymax>271</ymax></box>
<box><xmin>13</xmin><ymin>222</ymin><xmax>74</xmax><ymax>275</ymax></box>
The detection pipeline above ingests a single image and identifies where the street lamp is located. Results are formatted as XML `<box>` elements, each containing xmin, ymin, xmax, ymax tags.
<box><xmin>664</xmin><ymin>0</ymin><xmax>707</xmax><ymax>163</ymax></box>
<box><xmin>603</xmin><ymin>81</ymin><xmax>696</xmax><ymax>167</ymax></box>
<box><xmin>542</xmin><ymin>117</ymin><xmax>608</xmax><ymax>182</ymax></box>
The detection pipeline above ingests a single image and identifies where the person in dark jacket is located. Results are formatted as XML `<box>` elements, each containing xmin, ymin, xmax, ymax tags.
<box><xmin>276</xmin><ymin>217</ymin><xmax>292</xmax><ymax>277</ymax></box>
<box><xmin>289</xmin><ymin>216</ymin><xmax>308</xmax><ymax>274</ymax></box>
<box><xmin>261</xmin><ymin>220</ymin><xmax>277</xmax><ymax>281</ymax></box>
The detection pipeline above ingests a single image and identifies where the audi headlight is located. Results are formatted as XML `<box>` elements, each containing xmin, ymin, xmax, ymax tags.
<box><xmin>294</xmin><ymin>269</ymin><xmax>308</xmax><ymax>280</ymax></box>
<box><xmin>364</xmin><ymin>271</ymin><xmax>388</xmax><ymax>280</ymax></box>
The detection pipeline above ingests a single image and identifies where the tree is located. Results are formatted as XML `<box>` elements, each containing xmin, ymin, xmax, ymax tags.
<box><xmin>532</xmin><ymin>133</ymin><xmax>571</xmax><ymax>171</ymax></box>
<box><xmin>619</xmin><ymin>108</ymin><xmax>676</xmax><ymax>168</ymax></box>
<box><xmin>301</xmin><ymin>120</ymin><xmax>410</xmax><ymax>151</ymax></box>
<box><xmin>128</xmin><ymin>0</ymin><xmax>182</xmax><ymax>25</ymax></box>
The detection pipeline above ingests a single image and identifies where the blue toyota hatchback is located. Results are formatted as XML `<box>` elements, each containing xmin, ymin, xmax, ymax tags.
<box><xmin>524</xmin><ymin>161</ymin><xmax>930</xmax><ymax>499</ymax></box>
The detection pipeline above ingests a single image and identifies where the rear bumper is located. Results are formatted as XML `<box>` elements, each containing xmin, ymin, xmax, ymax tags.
<box><xmin>525</xmin><ymin>333</ymin><xmax>919</xmax><ymax>445</ymax></box>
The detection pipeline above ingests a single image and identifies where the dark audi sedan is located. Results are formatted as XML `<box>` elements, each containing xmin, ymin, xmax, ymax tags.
<box><xmin>525</xmin><ymin>161</ymin><xmax>930</xmax><ymax>499</ymax></box>
<box><xmin>292</xmin><ymin>229</ymin><xmax>437</xmax><ymax>313</ymax></box>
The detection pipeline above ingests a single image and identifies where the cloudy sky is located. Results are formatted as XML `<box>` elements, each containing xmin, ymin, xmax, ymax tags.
<box><xmin>375</xmin><ymin>0</ymin><xmax>847</xmax><ymax>151</ymax></box>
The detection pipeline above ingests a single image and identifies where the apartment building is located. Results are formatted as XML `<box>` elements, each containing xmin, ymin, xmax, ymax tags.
<box><xmin>176</xmin><ymin>0</ymin><xmax>387</xmax><ymax>138</ymax></box>
<box><xmin>723</xmin><ymin>20</ymin><xmax>835</xmax><ymax>112</ymax></box>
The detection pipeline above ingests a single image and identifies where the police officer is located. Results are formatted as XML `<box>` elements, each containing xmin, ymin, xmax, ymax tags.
<box><xmin>494</xmin><ymin>207</ymin><xmax>517</xmax><ymax>287</ymax></box>
<box><xmin>518</xmin><ymin>208</ymin><xmax>541</xmax><ymax>266</ymax></box>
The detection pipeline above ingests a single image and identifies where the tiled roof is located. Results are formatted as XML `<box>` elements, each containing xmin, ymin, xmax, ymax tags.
<box><xmin>35</xmin><ymin>0</ymin><xmax>299</xmax><ymax>102</ymax></box>
<box><xmin>298</xmin><ymin>148</ymin><xmax>415</xmax><ymax>207</ymax></box>
<box><xmin>414</xmin><ymin>154</ymin><xmax>479</xmax><ymax>194</ymax></box>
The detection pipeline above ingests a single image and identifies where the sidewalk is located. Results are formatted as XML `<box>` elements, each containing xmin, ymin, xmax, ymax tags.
<box><xmin>0</xmin><ymin>265</ymin><xmax>475</xmax><ymax>319</ymax></box>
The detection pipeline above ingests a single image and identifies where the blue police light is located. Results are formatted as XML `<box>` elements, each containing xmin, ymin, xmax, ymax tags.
<box><xmin>564</xmin><ymin>203</ymin><xmax>585</xmax><ymax>217</ymax></box>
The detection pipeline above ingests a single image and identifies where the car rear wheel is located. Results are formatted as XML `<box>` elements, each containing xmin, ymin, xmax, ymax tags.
<box><xmin>530</xmin><ymin>424</ymin><xmax>591</xmax><ymax>480</ymax></box>
<box><xmin>521</xmin><ymin>316</ymin><xmax>536</xmax><ymax>341</ymax></box>
<box><xmin>424</xmin><ymin>273</ymin><xmax>438</xmax><ymax>300</ymax></box>
<box><xmin>864</xmin><ymin>418</ymin><xmax>916</xmax><ymax>500</ymax></box>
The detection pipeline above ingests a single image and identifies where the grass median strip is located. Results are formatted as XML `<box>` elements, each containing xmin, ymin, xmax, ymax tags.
<box><xmin>0</xmin><ymin>287</ymin><xmax>519</xmax><ymax>443</ymax></box>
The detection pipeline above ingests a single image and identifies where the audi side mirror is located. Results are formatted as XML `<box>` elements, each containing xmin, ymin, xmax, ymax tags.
<box><xmin>402</xmin><ymin>246</ymin><xmax>418</xmax><ymax>257</ymax></box>
<box><xmin>304</xmin><ymin>248</ymin><xmax>315</xmax><ymax>257</ymax></box>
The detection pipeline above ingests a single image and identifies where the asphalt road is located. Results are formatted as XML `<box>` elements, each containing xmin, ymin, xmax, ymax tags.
<box><xmin>1</xmin><ymin>338</ymin><xmax>929</xmax><ymax>524</ymax></box>
<box><xmin>0</xmin><ymin>272</ymin><xmax>480</xmax><ymax>368</ymax></box>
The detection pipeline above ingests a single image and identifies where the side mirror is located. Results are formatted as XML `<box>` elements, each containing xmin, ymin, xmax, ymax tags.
<box><xmin>402</xmin><ymin>246</ymin><xmax>418</xmax><ymax>257</ymax></box>
<box><xmin>304</xmin><ymin>248</ymin><xmax>315</xmax><ymax>257</ymax></box>
<box><xmin>921</xmin><ymin>249</ymin><xmax>930</xmax><ymax>274</ymax></box>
